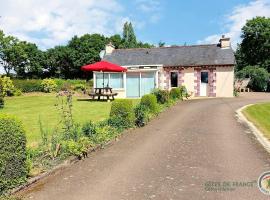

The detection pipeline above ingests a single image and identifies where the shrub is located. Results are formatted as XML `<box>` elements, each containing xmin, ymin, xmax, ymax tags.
<box><xmin>170</xmin><ymin>88</ymin><xmax>181</xmax><ymax>100</ymax></box>
<box><xmin>109</xmin><ymin>99</ymin><xmax>135</xmax><ymax>129</ymax></box>
<box><xmin>61</xmin><ymin>137</ymin><xmax>92</xmax><ymax>159</ymax></box>
<box><xmin>140</xmin><ymin>94</ymin><xmax>158</xmax><ymax>113</ymax></box>
<box><xmin>0</xmin><ymin>114</ymin><xmax>27</xmax><ymax>194</ymax></box>
<box><xmin>179</xmin><ymin>86</ymin><xmax>188</xmax><ymax>99</ymax></box>
<box><xmin>13</xmin><ymin>88</ymin><xmax>22</xmax><ymax>96</ymax></box>
<box><xmin>54</xmin><ymin>79</ymin><xmax>87</xmax><ymax>91</ymax></box>
<box><xmin>134</xmin><ymin>104</ymin><xmax>150</xmax><ymax>127</ymax></box>
<box><xmin>152</xmin><ymin>89</ymin><xmax>170</xmax><ymax>104</ymax></box>
<box><xmin>13</xmin><ymin>79</ymin><xmax>42</xmax><ymax>93</ymax></box>
<box><xmin>82</xmin><ymin>121</ymin><xmax>97</xmax><ymax>137</ymax></box>
<box><xmin>236</xmin><ymin>66</ymin><xmax>270</xmax><ymax>91</ymax></box>
<box><xmin>74</xmin><ymin>84</ymin><xmax>86</xmax><ymax>91</ymax></box>
<box><xmin>89</xmin><ymin>125</ymin><xmax>118</xmax><ymax>144</ymax></box>
<box><xmin>0</xmin><ymin>76</ymin><xmax>15</xmax><ymax>97</ymax></box>
<box><xmin>41</xmin><ymin>79</ymin><xmax>57</xmax><ymax>93</ymax></box>
<box><xmin>0</xmin><ymin>96</ymin><xmax>4</xmax><ymax>109</ymax></box>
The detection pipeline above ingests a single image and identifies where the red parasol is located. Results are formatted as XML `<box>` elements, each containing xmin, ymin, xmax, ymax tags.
<box><xmin>81</xmin><ymin>61</ymin><xmax>127</xmax><ymax>88</ymax></box>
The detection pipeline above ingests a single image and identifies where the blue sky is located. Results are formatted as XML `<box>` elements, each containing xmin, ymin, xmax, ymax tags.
<box><xmin>0</xmin><ymin>0</ymin><xmax>269</xmax><ymax>50</ymax></box>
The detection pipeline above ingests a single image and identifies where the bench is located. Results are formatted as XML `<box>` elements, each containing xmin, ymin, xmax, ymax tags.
<box><xmin>89</xmin><ymin>87</ymin><xmax>118</xmax><ymax>101</ymax></box>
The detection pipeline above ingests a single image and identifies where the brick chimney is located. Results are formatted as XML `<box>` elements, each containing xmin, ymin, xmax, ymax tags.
<box><xmin>105</xmin><ymin>42</ymin><xmax>115</xmax><ymax>55</ymax></box>
<box><xmin>219</xmin><ymin>35</ymin><xmax>231</xmax><ymax>48</ymax></box>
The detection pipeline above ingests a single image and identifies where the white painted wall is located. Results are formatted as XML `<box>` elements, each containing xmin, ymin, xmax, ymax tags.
<box><xmin>216</xmin><ymin>66</ymin><xmax>234</xmax><ymax>97</ymax></box>
<box><xmin>183</xmin><ymin>68</ymin><xmax>195</xmax><ymax>97</ymax></box>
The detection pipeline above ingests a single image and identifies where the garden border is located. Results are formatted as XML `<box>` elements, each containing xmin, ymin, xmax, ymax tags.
<box><xmin>11</xmin><ymin>129</ymin><xmax>130</xmax><ymax>195</ymax></box>
<box><xmin>236</xmin><ymin>104</ymin><xmax>270</xmax><ymax>153</ymax></box>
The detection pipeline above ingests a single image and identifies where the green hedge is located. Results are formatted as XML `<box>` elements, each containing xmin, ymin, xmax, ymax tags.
<box><xmin>0</xmin><ymin>114</ymin><xmax>27</xmax><ymax>194</ymax></box>
<box><xmin>109</xmin><ymin>99</ymin><xmax>135</xmax><ymax>129</ymax></box>
<box><xmin>134</xmin><ymin>104</ymin><xmax>149</xmax><ymax>127</ymax></box>
<box><xmin>13</xmin><ymin>79</ymin><xmax>42</xmax><ymax>93</ymax></box>
<box><xmin>12</xmin><ymin>79</ymin><xmax>92</xmax><ymax>93</ymax></box>
<box><xmin>140</xmin><ymin>94</ymin><xmax>158</xmax><ymax>113</ymax></box>
<box><xmin>170</xmin><ymin>88</ymin><xmax>182</xmax><ymax>100</ymax></box>
<box><xmin>152</xmin><ymin>89</ymin><xmax>170</xmax><ymax>104</ymax></box>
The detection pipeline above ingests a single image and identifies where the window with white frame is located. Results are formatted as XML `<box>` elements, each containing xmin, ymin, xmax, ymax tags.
<box><xmin>96</xmin><ymin>73</ymin><xmax>124</xmax><ymax>89</ymax></box>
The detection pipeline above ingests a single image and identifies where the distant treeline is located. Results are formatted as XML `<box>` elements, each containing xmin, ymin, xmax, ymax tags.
<box><xmin>0</xmin><ymin>22</ymin><xmax>153</xmax><ymax>79</ymax></box>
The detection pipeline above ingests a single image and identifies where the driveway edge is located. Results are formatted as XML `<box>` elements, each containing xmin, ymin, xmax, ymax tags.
<box><xmin>236</xmin><ymin>104</ymin><xmax>270</xmax><ymax>153</ymax></box>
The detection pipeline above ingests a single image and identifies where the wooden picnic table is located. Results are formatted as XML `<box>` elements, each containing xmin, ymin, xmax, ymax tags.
<box><xmin>89</xmin><ymin>87</ymin><xmax>118</xmax><ymax>101</ymax></box>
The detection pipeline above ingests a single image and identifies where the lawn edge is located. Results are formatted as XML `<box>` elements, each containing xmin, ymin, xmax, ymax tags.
<box><xmin>236</xmin><ymin>104</ymin><xmax>270</xmax><ymax>153</ymax></box>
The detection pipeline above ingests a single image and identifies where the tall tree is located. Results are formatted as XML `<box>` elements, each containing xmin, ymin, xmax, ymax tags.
<box><xmin>122</xmin><ymin>22</ymin><xmax>137</xmax><ymax>48</ymax></box>
<box><xmin>15</xmin><ymin>42</ymin><xmax>45</xmax><ymax>78</ymax></box>
<box><xmin>108</xmin><ymin>34</ymin><xmax>123</xmax><ymax>49</ymax></box>
<box><xmin>44</xmin><ymin>46</ymin><xmax>74</xmax><ymax>79</ymax></box>
<box><xmin>236</xmin><ymin>17</ymin><xmax>270</xmax><ymax>72</ymax></box>
<box><xmin>0</xmin><ymin>32</ymin><xmax>28</xmax><ymax>76</ymax></box>
<box><xmin>68</xmin><ymin>33</ymin><xmax>107</xmax><ymax>78</ymax></box>
<box><xmin>158</xmin><ymin>41</ymin><xmax>165</xmax><ymax>47</ymax></box>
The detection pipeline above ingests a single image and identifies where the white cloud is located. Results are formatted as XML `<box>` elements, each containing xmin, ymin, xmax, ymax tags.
<box><xmin>0</xmin><ymin>0</ymin><xmax>127</xmax><ymax>49</ymax></box>
<box><xmin>135</xmin><ymin>0</ymin><xmax>161</xmax><ymax>12</ymax></box>
<box><xmin>198</xmin><ymin>0</ymin><xmax>270</xmax><ymax>49</ymax></box>
<box><xmin>135</xmin><ymin>0</ymin><xmax>162</xmax><ymax>25</ymax></box>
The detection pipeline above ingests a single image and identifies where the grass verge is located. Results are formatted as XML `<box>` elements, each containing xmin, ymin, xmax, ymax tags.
<box><xmin>243</xmin><ymin>103</ymin><xmax>270</xmax><ymax>139</ymax></box>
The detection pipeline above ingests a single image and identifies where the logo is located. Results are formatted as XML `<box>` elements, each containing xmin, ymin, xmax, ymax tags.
<box><xmin>258</xmin><ymin>171</ymin><xmax>270</xmax><ymax>195</ymax></box>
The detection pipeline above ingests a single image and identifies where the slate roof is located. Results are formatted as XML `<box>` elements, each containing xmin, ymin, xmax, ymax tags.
<box><xmin>103</xmin><ymin>44</ymin><xmax>235</xmax><ymax>67</ymax></box>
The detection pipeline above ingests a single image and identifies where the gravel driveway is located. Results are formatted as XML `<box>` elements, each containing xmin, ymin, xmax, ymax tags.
<box><xmin>19</xmin><ymin>93</ymin><xmax>270</xmax><ymax>200</ymax></box>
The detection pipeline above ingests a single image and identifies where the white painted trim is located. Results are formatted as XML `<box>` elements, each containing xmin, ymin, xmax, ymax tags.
<box><xmin>139</xmin><ymin>72</ymin><xmax>142</xmax><ymax>97</ymax></box>
<box><xmin>93</xmin><ymin>73</ymin><xmax>96</xmax><ymax>88</ymax></box>
<box><xmin>155</xmin><ymin>71</ymin><xmax>159</xmax><ymax>88</ymax></box>
<box><xmin>127</xmin><ymin>69</ymin><xmax>158</xmax><ymax>72</ymax></box>
<box><xmin>122</xmin><ymin>64</ymin><xmax>163</xmax><ymax>68</ymax></box>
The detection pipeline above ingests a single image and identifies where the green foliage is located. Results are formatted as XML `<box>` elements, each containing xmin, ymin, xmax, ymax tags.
<box><xmin>0</xmin><ymin>79</ymin><xmax>4</xmax><ymax>109</ymax></box>
<box><xmin>13</xmin><ymin>79</ymin><xmax>42</xmax><ymax>92</ymax></box>
<box><xmin>170</xmin><ymin>88</ymin><xmax>182</xmax><ymax>100</ymax></box>
<box><xmin>61</xmin><ymin>137</ymin><xmax>92</xmax><ymax>159</ymax></box>
<box><xmin>12</xmin><ymin>88</ymin><xmax>22</xmax><ymax>96</ymax></box>
<box><xmin>179</xmin><ymin>85</ymin><xmax>189</xmax><ymax>99</ymax></box>
<box><xmin>140</xmin><ymin>94</ymin><xmax>158</xmax><ymax>113</ymax></box>
<box><xmin>0</xmin><ymin>21</ymin><xmax>153</xmax><ymax>79</ymax></box>
<box><xmin>74</xmin><ymin>84</ymin><xmax>86</xmax><ymax>91</ymax></box>
<box><xmin>158</xmin><ymin>41</ymin><xmax>166</xmax><ymax>47</ymax></box>
<box><xmin>41</xmin><ymin>78</ymin><xmax>57</xmax><ymax>93</ymax></box>
<box><xmin>0</xmin><ymin>31</ymin><xmax>43</xmax><ymax>78</ymax></box>
<box><xmin>236</xmin><ymin>66</ymin><xmax>269</xmax><ymax>91</ymax></box>
<box><xmin>134</xmin><ymin>104</ymin><xmax>150</xmax><ymax>127</ymax></box>
<box><xmin>12</xmin><ymin>79</ymin><xmax>88</xmax><ymax>93</ymax></box>
<box><xmin>109</xmin><ymin>99</ymin><xmax>135</xmax><ymax>129</ymax></box>
<box><xmin>152</xmin><ymin>89</ymin><xmax>170</xmax><ymax>104</ymax></box>
<box><xmin>0</xmin><ymin>76</ymin><xmax>15</xmax><ymax>97</ymax></box>
<box><xmin>82</xmin><ymin>121</ymin><xmax>97</xmax><ymax>137</ymax></box>
<box><xmin>0</xmin><ymin>114</ymin><xmax>27</xmax><ymax>194</ymax></box>
<box><xmin>89</xmin><ymin>125</ymin><xmax>117</xmax><ymax>144</ymax></box>
<box><xmin>0</xmin><ymin>96</ymin><xmax>4</xmax><ymax>109</ymax></box>
<box><xmin>0</xmin><ymin>196</ymin><xmax>22</xmax><ymax>200</ymax></box>
<box><xmin>122</xmin><ymin>22</ymin><xmax>137</xmax><ymax>48</ymax></box>
<box><xmin>108</xmin><ymin>34</ymin><xmax>122</xmax><ymax>49</ymax></box>
<box><xmin>233</xmin><ymin>88</ymin><xmax>239</xmax><ymax>97</ymax></box>
<box><xmin>236</xmin><ymin>17</ymin><xmax>270</xmax><ymax>72</ymax></box>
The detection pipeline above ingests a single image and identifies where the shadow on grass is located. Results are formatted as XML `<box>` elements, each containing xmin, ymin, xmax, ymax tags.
<box><xmin>77</xmin><ymin>98</ymin><xmax>113</xmax><ymax>102</ymax></box>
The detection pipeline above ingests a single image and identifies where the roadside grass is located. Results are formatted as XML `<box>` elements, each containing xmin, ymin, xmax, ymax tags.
<box><xmin>0</xmin><ymin>93</ymin><xmax>140</xmax><ymax>146</ymax></box>
<box><xmin>243</xmin><ymin>103</ymin><xmax>270</xmax><ymax>139</ymax></box>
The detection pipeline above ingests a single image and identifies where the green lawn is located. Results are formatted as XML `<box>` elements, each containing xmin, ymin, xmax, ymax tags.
<box><xmin>243</xmin><ymin>103</ymin><xmax>270</xmax><ymax>139</ymax></box>
<box><xmin>0</xmin><ymin>94</ymin><xmax>139</xmax><ymax>146</ymax></box>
